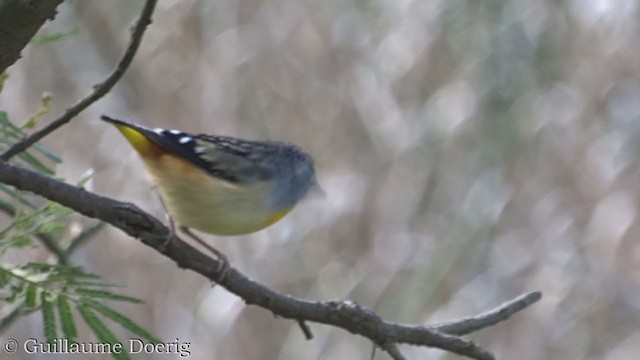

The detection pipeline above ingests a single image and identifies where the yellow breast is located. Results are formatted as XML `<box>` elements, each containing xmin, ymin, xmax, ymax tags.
<box><xmin>144</xmin><ymin>154</ymin><xmax>294</xmax><ymax>236</ymax></box>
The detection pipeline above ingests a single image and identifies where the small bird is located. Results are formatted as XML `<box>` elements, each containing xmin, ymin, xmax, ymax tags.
<box><xmin>101</xmin><ymin>115</ymin><xmax>321</xmax><ymax>275</ymax></box>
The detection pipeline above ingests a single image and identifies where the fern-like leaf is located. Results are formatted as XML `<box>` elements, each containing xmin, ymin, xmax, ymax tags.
<box><xmin>0</xmin><ymin>270</ymin><xmax>8</xmax><ymax>287</ymax></box>
<box><xmin>31</xmin><ymin>28</ymin><xmax>78</xmax><ymax>44</ymax></box>
<box><xmin>18</xmin><ymin>151</ymin><xmax>55</xmax><ymax>175</ymax></box>
<box><xmin>84</xmin><ymin>299</ymin><xmax>161</xmax><ymax>344</ymax></box>
<box><xmin>57</xmin><ymin>295</ymin><xmax>77</xmax><ymax>340</ymax></box>
<box><xmin>76</xmin><ymin>169</ymin><xmax>95</xmax><ymax>187</ymax></box>
<box><xmin>25</xmin><ymin>284</ymin><xmax>39</xmax><ymax>308</ymax></box>
<box><xmin>78</xmin><ymin>305</ymin><xmax>130</xmax><ymax>360</ymax></box>
<box><xmin>41</xmin><ymin>292</ymin><xmax>57</xmax><ymax>344</ymax></box>
<box><xmin>76</xmin><ymin>289</ymin><xmax>143</xmax><ymax>304</ymax></box>
<box><xmin>70</xmin><ymin>281</ymin><xmax>124</xmax><ymax>288</ymax></box>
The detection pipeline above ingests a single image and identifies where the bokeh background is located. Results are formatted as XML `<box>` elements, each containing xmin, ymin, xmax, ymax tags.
<box><xmin>2</xmin><ymin>0</ymin><xmax>640</xmax><ymax>359</ymax></box>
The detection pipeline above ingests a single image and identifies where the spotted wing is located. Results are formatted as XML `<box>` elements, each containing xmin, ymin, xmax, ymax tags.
<box><xmin>144</xmin><ymin>129</ymin><xmax>276</xmax><ymax>184</ymax></box>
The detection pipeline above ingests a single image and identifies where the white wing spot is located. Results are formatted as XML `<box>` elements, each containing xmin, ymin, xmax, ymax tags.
<box><xmin>153</xmin><ymin>128</ymin><xmax>165</xmax><ymax>134</ymax></box>
<box><xmin>169</xmin><ymin>129</ymin><xmax>182</xmax><ymax>135</ymax></box>
<box><xmin>179</xmin><ymin>136</ymin><xmax>192</xmax><ymax>144</ymax></box>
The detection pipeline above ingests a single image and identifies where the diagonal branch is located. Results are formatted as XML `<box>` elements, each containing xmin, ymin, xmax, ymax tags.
<box><xmin>0</xmin><ymin>0</ymin><xmax>158</xmax><ymax>161</ymax></box>
<box><xmin>0</xmin><ymin>160</ymin><xmax>542</xmax><ymax>360</ymax></box>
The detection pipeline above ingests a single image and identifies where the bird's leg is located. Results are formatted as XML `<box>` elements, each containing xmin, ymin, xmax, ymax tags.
<box><xmin>165</xmin><ymin>213</ymin><xmax>177</xmax><ymax>246</ymax></box>
<box><xmin>153</xmin><ymin>187</ymin><xmax>176</xmax><ymax>248</ymax></box>
<box><xmin>153</xmin><ymin>186</ymin><xmax>229</xmax><ymax>283</ymax></box>
<box><xmin>179</xmin><ymin>226</ymin><xmax>230</xmax><ymax>284</ymax></box>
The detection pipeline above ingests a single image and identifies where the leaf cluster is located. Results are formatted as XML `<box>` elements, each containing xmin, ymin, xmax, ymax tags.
<box><xmin>1</xmin><ymin>263</ymin><xmax>160</xmax><ymax>360</ymax></box>
<box><xmin>0</xmin><ymin>99</ymin><xmax>160</xmax><ymax>360</ymax></box>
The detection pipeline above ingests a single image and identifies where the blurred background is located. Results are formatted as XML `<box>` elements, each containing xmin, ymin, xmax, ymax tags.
<box><xmin>2</xmin><ymin>0</ymin><xmax>640</xmax><ymax>359</ymax></box>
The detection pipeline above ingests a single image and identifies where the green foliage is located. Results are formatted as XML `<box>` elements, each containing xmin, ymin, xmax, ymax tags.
<box><xmin>0</xmin><ymin>202</ymin><xmax>72</xmax><ymax>252</ymax></box>
<box><xmin>31</xmin><ymin>28</ymin><xmax>79</xmax><ymax>44</ymax></box>
<box><xmin>41</xmin><ymin>291</ymin><xmax>57</xmax><ymax>344</ymax></box>
<box><xmin>57</xmin><ymin>295</ymin><xmax>77</xmax><ymax>340</ymax></box>
<box><xmin>0</xmin><ymin>112</ymin><xmax>160</xmax><ymax>360</ymax></box>
<box><xmin>76</xmin><ymin>169</ymin><xmax>95</xmax><ymax>188</ymax></box>
<box><xmin>0</xmin><ymin>263</ymin><xmax>160</xmax><ymax>358</ymax></box>
<box><xmin>0</xmin><ymin>108</ymin><xmax>61</xmax><ymax>175</ymax></box>
<box><xmin>75</xmin><ymin>289</ymin><xmax>144</xmax><ymax>304</ymax></box>
<box><xmin>83</xmin><ymin>299</ymin><xmax>161</xmax><ymax>344</ymax></box>
<box><xmin>78</xmin><ymin>305</ymin><xmax>130</xmax><ymax>360</ymax></box>
<box><xmin>23</xmin><ymin>93</ymin><xmax>52</xmax><ymax>129</ymax></box>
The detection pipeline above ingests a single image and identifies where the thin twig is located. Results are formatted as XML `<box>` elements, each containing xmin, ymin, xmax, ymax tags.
<box><xmin>0</xmin><ymin>0</ymin><xmax>158</xmax><ymax>161</ymax></box>
<box><xmin>66</xmin><ymin>221</ymin><xmax>106</xmax><ymax>254</ymax></box>
<box><xmin>0</xmin><ymin>304</ymin><xmax>38</xmax><ymax>336</ymax></box>
<box><xmin>0</xmin><ymin>160</ymin><xmax>541</xmax><ymax>360</ymax></box>
<box><xmin>432</xmin><ymin>291</ymin><xmax>543</xmax><ymax>336</ymax></box>
<box><xmin>0</xmin><ymin>305</ymin><xmax>22</xmax><ymax>330</ymax></box>
<box><xmin>296</xmin><ymin>319</ymin><xmax>313</xmax><ymax>340</ymax></box>
<box><xmin>380</xmin><ymin>343</ymin><xmax>406</xmax><ymax>360</ymax></box>
<box><xmin>328</xmin><ymin>300</ymin><xmax>494</xmax><ymax>360</ymax></box>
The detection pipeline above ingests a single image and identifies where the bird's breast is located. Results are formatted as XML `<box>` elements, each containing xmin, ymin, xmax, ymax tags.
<box><xmin>142</xmin><ymin>154</ymin><xmax>293</xmax><ymax>236</ymax></box>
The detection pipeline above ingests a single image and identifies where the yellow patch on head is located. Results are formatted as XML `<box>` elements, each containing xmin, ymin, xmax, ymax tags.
<box><xmin>111</xmin><ymin>123</ymin><xmax>164</xmax><ymax>158</ymax></box>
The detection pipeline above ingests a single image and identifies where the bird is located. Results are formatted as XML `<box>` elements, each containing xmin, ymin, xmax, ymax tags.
<box><xmin>101</xmin><ymin>115</ymin><xmax>321</xmax><ymax>278</ymax></box>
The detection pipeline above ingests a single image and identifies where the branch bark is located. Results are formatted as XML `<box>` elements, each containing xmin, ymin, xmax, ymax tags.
<box><xmin>0</xmin><ymin>160</ymin><xmax>541</xmax><ymax>360</ymax></box>
<box><xmin>0</xmin><ymin>0</ymin><xmax>64</xmax><ymax>74</ymax></box>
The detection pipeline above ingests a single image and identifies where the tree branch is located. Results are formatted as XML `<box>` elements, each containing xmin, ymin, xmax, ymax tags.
<box><xmin>0</xmin><ymin>0</ymin><xmax>158</xmax><ymax>161</ymax></box>
<box><xmin>0</xmin><ymin>160</ymin><xmax>541</xmax><ymax>360</ymax></box>
<box><xmin>296</xmin><ymin>319</ymin><xmax>314</xmax><ymax>340</ymax></box>
<box><xmin>66</xmin><ymin>221</ymin><xmax>106</xmax><ymax>254</ymax></box>
<box><xmin>0</xmin><ymin>0</ymin><xmax>64</xmax><ymax>74</ymax></box>
<box><xmin>433</xmin><ymin>291</ymin><xmax>542</xmax><ymax>336</ymax></box>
